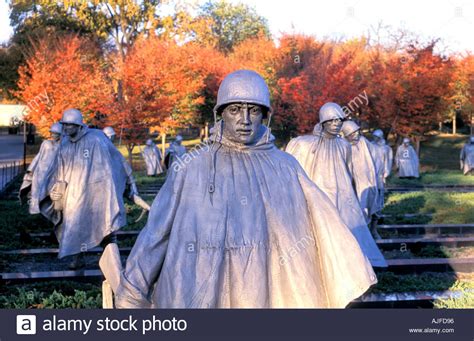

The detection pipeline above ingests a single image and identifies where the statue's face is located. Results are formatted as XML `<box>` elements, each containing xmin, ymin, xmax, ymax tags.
<box><xmin>322</xmin><ymin>118</ymin><xmax>343</xmax><ymax>136</ymax></box>
<box><xmin>222</xmin><ymin>103</ymin><xmax>263</xmax><ymax>145</ymax></box>
<box><xmin>51</xmin><ymin>132</ymin><xmax>61</xmax><ymax>141</ymax></box>
<box><xmin>63</xmin><ymin>123</ymin><xmax>81</xmax><ymax>138</ymax></box>
<box><xmin>373</xmin><ymin>135</ymin><xmax>382</xmax><ymax>142</ymax></box>
<box><xmin>346</xmin><ymin>130</ymin><xmax>361</xmax><ymax>144</ymax></box>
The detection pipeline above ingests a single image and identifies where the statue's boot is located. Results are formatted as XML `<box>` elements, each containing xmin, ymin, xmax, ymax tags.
<box><xmin>68</xmin><ymin>252</ymin><xmax>85</xmax><ymax>270</ymax></box>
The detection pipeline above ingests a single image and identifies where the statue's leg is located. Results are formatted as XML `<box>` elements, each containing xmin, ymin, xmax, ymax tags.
<box><xmin>68</xmin><ymin>252</ymin><xmax>85</xmax><ymax>270</ymax></box>
<box><xmin>370</xmin><ymin>214</ymin><xmax>382</xmax><ymax>240</ymax></box>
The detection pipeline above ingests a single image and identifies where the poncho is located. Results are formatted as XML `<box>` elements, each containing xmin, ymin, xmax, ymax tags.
<box><xmin>395</xmin><ymin>144</ymin><xmax>419</xmax><ymax>178</ymax></box>
<box><xmin>285</xmin><ymin>125</ymin><xmax>387</xmax><ymax>267</ymax></box>
<box><xmin>50</xmin><ymin>128</ymin><xmax>127</xmax><ymax>258</ymax></box>
<box><xmin>114</xmin><ymin>124</ymin><xmax>377</xmax><ymax>308</ymax></box>
<box><xmin>460</xmin><ymin>142</ymin><xmax>474</xmax><ymax>175</ymax></box>
<box><xmin>20</xmin><ymin>139</ymin><xmax>59</xmax><ymax>214</ymax></box>
<box><xmin>142</xmin><ymin>144</ymin><xmax>164</xmax><ymax>176</ymax></box>
<box><xmin>370</xmin><ymin>142</ymin><xmax>388</xmax><ymax>213</ymax></box>
<box><xmin>165</xmin><ymin>142</ymin><xmax>186</xmax><ymax>167</ymax></box>
<box><xmin>346</xmin><ymin>136</ymin><xmax>380</xmax><ymax>220</ymax></box>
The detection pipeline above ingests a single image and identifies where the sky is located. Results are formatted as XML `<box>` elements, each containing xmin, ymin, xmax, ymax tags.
<box><xmin>1</xmin><ymin>0</ymin><xmax>472</xmax><ymax>54</ymax></box>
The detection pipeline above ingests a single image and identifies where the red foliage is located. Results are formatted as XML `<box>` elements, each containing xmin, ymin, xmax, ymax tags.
<box><xmin>16</xmin><ymin>35</ymin><xmax>111</xmax><ymax>136</ymax></box>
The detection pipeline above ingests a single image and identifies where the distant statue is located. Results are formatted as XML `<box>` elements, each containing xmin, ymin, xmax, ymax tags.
<box><xmin>102</xmin><ymin>127</ymin><xmax>151</xmax><ymax>210</ymax></box>
<box><xmin>105</xmin><ymin>70</ymin><xmax>376</xmax><ymax>309</ymax></box>
<box><xmin>164</xmin><ymin>135</ymin><xmax>186</xmax><ymax>168</ymax></box>
<box><xmin>141</xmin><ymin>139</ymin><xmax>164</xmax><ymax>176</ymax></box>
<box><xmin>460</xmin><ymin>136</ymin><xmax>474</xmax><ymax>175</ymax></box>
<box><xmin>395</xmin><ymin>137</ymin><xmax>419</xmax><ymax>178</ymax></box>
<box><xmin>286</xmin><ymin>102</ymin><xmax>387</xmax><ymax>267</ymax></box>
<box><xmin>371</xmin><ymin>129</ymin><xmax>393</xmax><ymax>212</ymax></box>
<box><xmin>341</xmin><ymin>120</ymin><xmax>380</xmax><ymax>231</ymax></box>
<box><xmin>20</xmin><ymin>123</ymin><xmax>62</xmax><ymax>215</ymax></box>
<box><xmin>45</xmin><ymin>110</ymin><xmax>129</xmax><ymax>269</ymax></box>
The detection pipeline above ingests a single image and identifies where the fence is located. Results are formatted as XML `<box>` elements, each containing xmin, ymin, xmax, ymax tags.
<box><xmin>0</xmin><ymin>161</ymin><xmax>24</xmax><ymax>192</ymax></box>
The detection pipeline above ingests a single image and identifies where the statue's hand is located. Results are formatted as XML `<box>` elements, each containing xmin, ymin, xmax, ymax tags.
<box><xmin>50</xmin><ymin>189</ymin><xmax>63</xmax><ymax>201</ymax></box>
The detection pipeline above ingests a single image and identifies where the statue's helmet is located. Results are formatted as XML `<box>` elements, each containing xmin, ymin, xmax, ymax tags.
<box><xmin>103</xmin><ymin>126</ymin><xmax>116</xmax><ymax>138</ymax></box>
<box><xmin>60</xmin><ymin>108</ymin><xmax>86</xmax><ymax>126</ymax></box>
<box><xmin>146</xmin><ymin>139</ymin><xmax>153</xmax><ymax>146</ymax></box>
<box><xmin>214</xmin><ymin>70</ymin><xmax>271</xmax><ymax>118</ymax></box>
<box><xmin>175</xmin><ymin>135</ymin><xmax>183</xmax><ymax>142</ymax></box>
<box><xmin>319</xmin><ymin>102</ymin><xmax>345</xmax><ymax>124</ymax></box>
<box><xmin>372</xmin><ymin>129</ymin><xmax>384</xmax><ymax>139</ymax></box>
<box><xmin>49</xmin><ymin>122</ymin><xmax>62</xmax><ymax>134</ymax></box>
<box><xmin>403</xmin><ymin>137</ymin><xmax>411</xmax><ymax>144</ymax></box>
<box><xmin>341</xmin><ymin>120</ymin><xmax>360</xmax><ymax>136</ymax></box>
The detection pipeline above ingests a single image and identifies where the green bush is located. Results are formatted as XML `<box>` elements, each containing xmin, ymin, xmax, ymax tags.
<box><xmin>0</xmin><ymin>287</ymin><xmax>101</xmax><ymax>309</ymax></box>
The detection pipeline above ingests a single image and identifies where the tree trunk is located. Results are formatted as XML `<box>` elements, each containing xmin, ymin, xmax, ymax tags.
<box><xmin>413</xmin><ymin>137</ymin><xmax>421</xmax><ymax>157</ymax></box>
<box><xmin>452</xmin><ymin>111</ymin><xmax>457</xmax><ymax>135</ymax></box>
<box><xmin>127</xmin><ymin>143</ymin><xmax>134</xmax><ymax>169</ymax></box>
<box><xmin>161</xmin><ymin>133</ymin><xmax>166</xmax><ymax>159</ymax></box>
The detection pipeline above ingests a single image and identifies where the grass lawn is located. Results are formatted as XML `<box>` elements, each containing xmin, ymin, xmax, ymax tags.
<box><xmin>382</xmin><ymin>191</ymin><xmax>474</xmax><ymax>224</ymax></box>
<box><xmin>386</xmin><ymin>133</ymin><xmax>474</xmax><ymax>186</ymax></box>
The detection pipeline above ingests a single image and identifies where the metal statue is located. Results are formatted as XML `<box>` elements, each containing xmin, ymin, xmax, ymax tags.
<box><xmin>107</xmin><ymin>70</ymin><xmax>377</xmax><ymax>309</ymax></box>
<box><xmin>395</xmin><ymin>138</ymin><xmax>419</xmax><ymax>178</ymax></box>
<box><xmin>341</xmin><ymin>121</ymin><xmax>380</xmax><ymax>228</ymax></box>
<box><xmin>20</xmin><ymin>122</ymin><xmax>62</xmax><ymax>215</ymax></box>
<box><xmin>371</xmin><ymin>129</ymin><xmax>393</xmax><ymax>212</ymax></box>
<box><xmin>164</xmin><ymin>135</ymin><xmax>186</xmax><ymax>169</ymax></box>
<box><xmin>141</xmin><ymin>139</ymin><xmax>164</xmax><ymax>176</ymax></box>
<box><xmin>460</xmin><ymin>136</ymin><xmax>474</xmax><ymax>175</ymax></box>
<box><xmin>45</xmin><ymin>110</ymin><xmax>128</xmax><ymax>269</ymax></box>
<box><xmin>102</xmin><ymin>127</ymin><xmax>151</xmax><ymax>213</ymax></box>
<box><xmin>286</xmin><ymin>102</ymin><xmax>387</xmax><ymax>267</ymax></box>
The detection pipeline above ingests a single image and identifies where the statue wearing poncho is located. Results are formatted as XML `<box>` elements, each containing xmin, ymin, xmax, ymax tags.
<box><xmin>372</xmin><ymin>130</ymin><xmax>393</xmax><ymax>180</ymax></box>
<box><xmin>285</xmin><ymin>103</ymin><xmax>387</xmax><ymax>268</ymax></box>
<box><xmin>165</xmin><ymin>135</ymin><xmax>186</xmax><ymax>168</ymax></box>
<box><xmin>142</xmin><ymin>139</ymin><xmax>164</xmax><ymax>176</ymax></box>
<box><xmin>460</xmin><ymin>137</ymin><xmax>474</xmax><ymax>175</ymax></box>
<box><xmin>395</xmin><ymin>138</ymin><xmax>419</xmax><ymax>178</ymax></box>
<box><xmin>114</xmin><ymin>70</ymin><xmax>377</xmax><ymax>308</ymax></box>
<box><xmin>20</xmin><ymin>123</ymin><xmax>62</xmax><ymax>215</ymax></box>
<box><xmin>48</xmin><ymin>109</ymin><xmax>127</xmax><ymax>259</ymax></box>
<box><xmin>371</xmin><ymin>129</ymin><xmax>393</xmax><ymax>212</ymax></box>
<box><xmin>341</xmin><ymin>120</ymin><xmax>380</xmax><ymax>222</ymax></box>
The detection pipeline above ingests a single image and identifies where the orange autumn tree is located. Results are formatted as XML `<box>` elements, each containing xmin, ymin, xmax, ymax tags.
<box><xmin>230</xmin><ymin>33</ymin><xmax>278</xmax><ymax>86</ymax></box>
<box><xmin>447</xmin><ymin>53</ymin><xmax>474</xmax><ymax>132</ymax></box>
<box><xmin>16</xmin><ymin>35</ymin><xmax>111</xmax><ymax>136</ymax></box>
<box><xmin>185</xmin><ymin>42</ymin><xmax>231</xmax><ymax>125</ymax></box>
<box><xmin>366</xmin><ymin>41</ymin><xmax>454</xmax><ymax>150</ymax></box>
<box><xmin>273</xmin><ymin>34</ymin><xmax>366</xmax><ymax>137</ymax></box>
<box><xmin>364</xmin><ymin>49</ymin><xmax>404</xmax><ymax>133</ymax></box>
<box><xmin>107</xmin><ymin>35</ymin><xmax>206</xmax><ymax>164</ymax></box>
